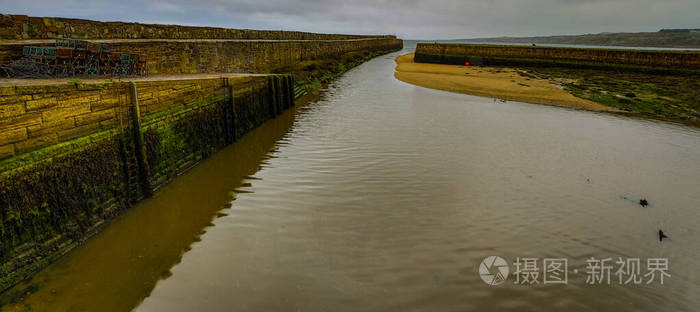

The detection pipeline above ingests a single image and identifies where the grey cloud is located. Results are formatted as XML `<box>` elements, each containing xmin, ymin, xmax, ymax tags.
<box><xmin>1</xmin><ymin>0</ymin><xmax>698</xmax><ymax>38</ymax></box>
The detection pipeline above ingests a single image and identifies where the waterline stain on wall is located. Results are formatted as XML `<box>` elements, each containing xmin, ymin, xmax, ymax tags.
<box><xmin>0</xmin><ymin>75</ymin><xmax>293</xmax><ymax>291</ymax></box>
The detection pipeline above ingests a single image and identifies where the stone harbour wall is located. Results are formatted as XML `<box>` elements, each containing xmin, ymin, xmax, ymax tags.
<box><xmin>108</xmin><ymin>38</ymin><xmax>403</xmax><ymax>75</ymax></box>
<box><xmin>0</xmin><ymin>14</ymin><xmax>403</xmax><ymax>293</ymax></box>
<box><xmin>415</xmin><ymin>43</ymin><xmax>700</xmax><ymax>72</ymax></box>
<box><xmin>0</xmin><ymin>38</ymin><xmax>403</xmax><ymax>75</ymax></box>
<box><xmin>0</xmin><ymin>75</ymin><xmax>293</xmax><ymax>291</ymax></box>
<box><xmin>0</xmin><ymin>14</ymin><xmax>383</xmax><ymax>40</ymax></box>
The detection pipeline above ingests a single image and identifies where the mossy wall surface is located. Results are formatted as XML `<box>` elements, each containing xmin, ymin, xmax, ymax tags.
<box><xmin>140</xmin><ymin>76</ymin><xmax>294</xmax><ymax>188</ymax></box>
<box><xmin>415</xmin><ymin>43</ymin><xmax>700</xmax><ymax>72</ymax></box>
<box><xmin>0</xmin><ymin>75</ymin><xmax>294</xmax><ymax>292</ymax></box>
<box><xmin>0</xmin><ymin>83</ymin><xmax>133</xmax><ymax>160</ymax></box>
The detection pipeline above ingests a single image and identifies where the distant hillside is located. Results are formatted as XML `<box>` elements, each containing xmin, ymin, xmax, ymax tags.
<box><xmin>464</xmin><ymin>29</ymin><xmax>700</xmax><ymax>49</ymax></box>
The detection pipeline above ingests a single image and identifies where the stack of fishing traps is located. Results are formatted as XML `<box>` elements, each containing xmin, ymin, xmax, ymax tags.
<box><xmin>0</xmin><ymin>38</ymin><xmax>147</xmax><ymax>78</ymax></box>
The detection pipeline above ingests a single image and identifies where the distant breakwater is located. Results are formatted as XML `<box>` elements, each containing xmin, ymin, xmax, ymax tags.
<box><xmin>415</xmin><ymin>43</ymin><xmax>700</xmax><ymax>74</ymax></box>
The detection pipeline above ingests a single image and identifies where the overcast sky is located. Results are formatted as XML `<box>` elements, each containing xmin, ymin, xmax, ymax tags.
<box><xmin>1</xmin><ymin>0</ymin><xmax>698</xmax><ymax>39</ymax></box>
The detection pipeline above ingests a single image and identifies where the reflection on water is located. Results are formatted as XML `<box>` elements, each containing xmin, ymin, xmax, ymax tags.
<box><xmin>0</xmin><ymin>105</ymin><xmax>297</xmax><ymax>311</ymax></box>
<box><xmin>4</xmin><ymin>49</ymin><xmax>700</xmax><ymax>311</ymax></box>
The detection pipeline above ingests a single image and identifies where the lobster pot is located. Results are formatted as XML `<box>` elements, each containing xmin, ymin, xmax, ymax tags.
<box><xmin>57</xmin><ymin>48</ymin><xmax>73</xmax><ymax>58</ymax></box>
<box><xmin>43</xmin><ymin>47</ymin><xmax>57</xmax><ymax>57</ymax></box>
<box><xmin>101</xmin><ymin>43</ymin><xmax>113</xmax><ymax>53</ymax></box>
<box><xmin>87</xmin><ymin>42</ymin><xmax>101</xmax><ymax>54</ymax></box>
<box><xmin>3</xmin><ymin>39</ymin><xmax>147</xmax><ymax>78</ymax></box>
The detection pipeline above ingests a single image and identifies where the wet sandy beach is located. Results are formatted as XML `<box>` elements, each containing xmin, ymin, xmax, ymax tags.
<box><xmin>394</xmin><ymin>53</ymin><xmax>616</xmax><ymax>112</ymax></box>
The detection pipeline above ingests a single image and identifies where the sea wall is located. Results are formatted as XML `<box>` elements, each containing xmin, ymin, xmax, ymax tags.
<box><xmin>110</xmin><ymin>38</ymin><xmax>401</xmax><ymax>75</ymax></box>
<box><xmin>0</xmin><ymin>14</ymin><xmax>381</xmax><ymax>40</ymax></box>
<box><xmin>0</xmin><ymin>38</ymin><xmax>402</xmax><ymax>75</ymax></box>
<box><xmin>0</xmin><ymin>14</ymin><xmax>402</xmax><ymax>292</ymax></box>
<box><xmin>0</xmin><ymin>75</ymin><xmax>294</xmax><ymax>291</ymax></box>
<box><xmin>414</xmin><ymin>43</ymin><xmax>700</xmax><ymax>72</ymax></box>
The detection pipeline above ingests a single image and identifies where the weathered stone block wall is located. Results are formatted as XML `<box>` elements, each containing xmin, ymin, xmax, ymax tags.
<box><xmin>0</xmin><ymin>15</ymin><xmax>402</xmax><ymax>291</ymax></box>
<box><xmin>0</xmin><ymin>83</ymin><xmax>132</xmax><ymax>159</ymax></box>
<box><xmin>138</xmin><ymin>76</ymin><xmax>294</xmax><ymax>188</ymax></box>
<box><xmin>0</xmin><ymin>37</ymin><xmax>403</xmax><ymax>74</ymax></box>
<box><xmin>0</xmin><ymin>14</ymin><xmax>384</xmax><ymax>40</ymax></box>
<box><xmin>0</xmin><ymin>75</ymin><xmax>293</xmax><ymax>291</ymax></box>
<box><xmin>415</xmin><ymin>43</ymin><xmax>700</xmax><ymax>71</ymax></box>
<box><xmin>123</xmin><ymin>38</ymin><xmax>402</xmax><ymax>74</ymax></box>
<box><xmin>0</xmin><ymin>81</ymin><xmax>144</xmax><ymax>291</ymax></box>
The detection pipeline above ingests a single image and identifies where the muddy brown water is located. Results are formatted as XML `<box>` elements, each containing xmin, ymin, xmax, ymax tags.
<box><xmin>2</xmin><ymin>49</ymin><xmax>700</xmax><ymax>311</ymax></box>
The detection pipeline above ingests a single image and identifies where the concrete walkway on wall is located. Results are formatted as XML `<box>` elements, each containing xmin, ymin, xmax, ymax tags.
<box><xmin>0</xmin><ymin>36</ymin><xmax>404</xmax><ymax>75</ymax></box>
<box><xmin>0</xmin><ymin>38</ymin><xmax>394</xmax><ymax>46</ymax></box>
<box><xmin>0</xmin><ymin>73</ymin><xmax>271</xmax><ymax>86</ymax></box>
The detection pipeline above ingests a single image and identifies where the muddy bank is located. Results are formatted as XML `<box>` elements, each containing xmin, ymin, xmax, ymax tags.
<box><xmin>394</xmin><ymin>53</ymin><xmax>614</xmax><ymax>111</ymax></box>
<box><xmin>516</xmin><ymin>66</ymin><xmax>700</xmax><ymax>123</ymax></box>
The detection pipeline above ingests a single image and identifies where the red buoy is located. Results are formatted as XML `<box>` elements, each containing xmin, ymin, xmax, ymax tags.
<box><xmin>465</xmin><ymin>61</ymin><xmax>470</xmax><ymax>66</ymax></box>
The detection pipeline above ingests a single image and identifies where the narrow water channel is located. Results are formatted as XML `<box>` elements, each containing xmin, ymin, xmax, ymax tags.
<box><xmin>3</xmin><ymin>49</ymin><xmax>700</xmax><ymax>311</ymax></box>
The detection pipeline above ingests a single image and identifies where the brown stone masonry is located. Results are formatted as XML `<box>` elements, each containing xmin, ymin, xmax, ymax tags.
<box><xmin>415</xmin><ymin>43</ymin><xmax>700</xmax><ymax>70</ymax></box>
<box><xmin>0</xmin><ymin>14</ymin><xmax>384</xmax><ymax>40</ymax></box>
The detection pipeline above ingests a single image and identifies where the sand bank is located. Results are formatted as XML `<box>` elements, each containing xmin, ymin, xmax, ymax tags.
<box><xmin>394</xmin><ymin>53</ymin><xmax>615</xmax><ymax>112</ymax></box>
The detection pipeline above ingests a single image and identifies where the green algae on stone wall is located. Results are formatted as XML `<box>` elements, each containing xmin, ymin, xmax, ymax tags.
<box><xmin>142</xmin><ymin>86</ymin><xmax>235</xmax><ymax>187</ymax></box>
<box><xmin>0</xmin><ymin>75</ymin><xmax>295</xmax><ymax>292</ymax></box>
<box><xmin>131</xmin><ymin>75</ymin><xmax>296</xmax><ymax>190</ymax></box>
<box><xmin>292</xmin><ymin>49</ymin><xmax>392</xmax><ymax>98</ymax></box>
<box><xmin>0</xmin><ymin>128</ymin><xmax>142</xmax><ymax>291</ymax></box>
<box><xmin>0</xmin><ymin>82</ymin><xmax>134</xmax><ymax>160</ymax></box>
<box><xmin>0</xmin><ymin>80</ymin><xmax>145</xmax><ymax>291</ymax></box>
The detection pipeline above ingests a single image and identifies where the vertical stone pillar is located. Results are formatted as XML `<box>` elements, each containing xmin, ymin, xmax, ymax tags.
<box><xmin>129</xmin><ymin>82</ymin><xmax>152</xmax><ymax>197</ymax></box>
<box><xmin>230</xmin><ymin>84</ymin><xmax>238</xmax><ymax>141</ymax></box>
<box><xmin>275</xmin><ymin>76</ymin><xmax>284</xmax><ymax>114</ymax></box>
<box><xmin>267</xmin><ymin>76</ymin><xmax>278</xmax><ymax>118</ymax></box>
<box><xmin>279</xmin><ymin>75</ymin><xmax>288</xmax><ymax>110</ymax></box>
<box><xmin>287</xmin><ymin>75</ymin><xmax>296</xmax><ymax>107</ymax></box>
<box><xmin>286</xmin><ymin>75</ymin><xmax>295</xmax><ymax>108</ymax></box>
<box><xmin>222</xmin><ymin>77</ymin><xmax>237</xmax><ymax>144</ymax></box>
